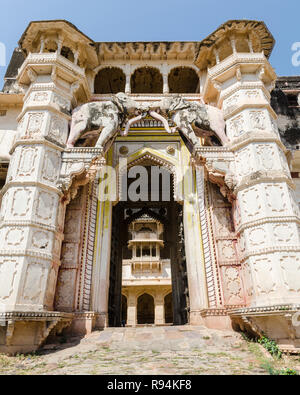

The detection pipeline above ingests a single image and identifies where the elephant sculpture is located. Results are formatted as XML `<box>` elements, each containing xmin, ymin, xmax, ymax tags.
<box><xmin>150</xmin><ymin>95</ymin><xmax>228</xmax><ymax>149</ymax></box>
<box><xmin>67</xmin><ymin>92</ymin><xmax>146</xmax><ymax>150</ymax></box>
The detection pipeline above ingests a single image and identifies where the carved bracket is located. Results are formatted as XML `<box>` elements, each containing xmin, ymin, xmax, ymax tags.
<box><xmin>192</xmin><ymin>150</ymin><xmax>237</xmax><ymax>202</ymax></box>
<box><xmin>57</xmin><ymin>147</ymin><xmax>106</xmax><ymax>201</ymax></box>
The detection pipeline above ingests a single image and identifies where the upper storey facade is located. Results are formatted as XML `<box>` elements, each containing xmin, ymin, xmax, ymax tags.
<box><xmin>2</xmin><ymin>19</ymin><xmax>275</xmax><ymax>100</ymax></box>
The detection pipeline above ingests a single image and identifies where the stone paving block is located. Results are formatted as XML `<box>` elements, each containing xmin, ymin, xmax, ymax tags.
<box><xmin>96</xmin><ymin>331</ymin><xmax>113</xmax><ymax>343</ymax></box>
<box><xmin>165</xmin><ymin>330</ymin><xmax>184</xmax><ymax>340</ymax></box>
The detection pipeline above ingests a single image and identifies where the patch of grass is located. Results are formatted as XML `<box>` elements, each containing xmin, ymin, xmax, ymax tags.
<box><xmin>242</xmin><ymin>333</ymin><xmax>299</xmax><ymax>375</ymax></box>
<box><xmin>0</xmin><ymin>355</ymin><xmax>13</xmax><ymax>368</ymax></box>
<box><xmin>258</xmin><ymin>336</ymin><xmax>282</xmax><ymax>359</ymax></box>
<box><xmin>278</xmin><ymin>368</ymin><xmax>298</xmax><ymax>375</ymax></box>
<box><xmin>151</xmin><ymin>350</ymin><xmax>160</xmax><ymax>354</ymax></box>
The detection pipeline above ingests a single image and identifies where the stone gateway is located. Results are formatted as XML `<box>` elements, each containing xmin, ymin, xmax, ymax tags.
<box><xmin>0</xmin><ymin>19</ymin><xmax>300</xmax><ymax>354</ymax></box>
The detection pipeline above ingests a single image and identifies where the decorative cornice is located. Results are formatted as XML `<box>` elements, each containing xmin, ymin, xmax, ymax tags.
<box><xmin>0</xmin><ymin>249</ymin><xmax>61</xmax><ymax>264</ymax></box>
<box><xmin>0</xmin><ymin>311</ymin><xmax>74</xmax><ymax>321</ymax></box>
<box><xmin>10</xmin><ymin>138</ymin><xmax>65</xmax><ymax>155</ymax></box>
<box><xmin>240</xmin><ymin>245</ymin><xmax>300</xmax><ymax>262</ymax></box>
<box><xmin>207</xmin><ymin>53</ymin><xmax>275</xmax><ymax>80</ymax></box>
<box><xmin>237</xmin><ymin>215</ymin><xmax>300</xmax><ymax>234</ymax></box>
<box><xmin>0</xmin><ymin>180</ymin><xmax>62</xmax><ymax>198</ymax></box>
<box><xmin>228</xmin><ymin>131</ymin><xmax>287</xmax><ymax>153</ymax></box>
<box><xmin>229</xmin><ymin>304</ymin><xmax>300</xmax><ymax>316</ymax></box>
<box><xmin>223</xmin><ymin>102</ymin><xmax>275</xmax><ymax>121</ymax></box>
<box><xmin>219</xmin><ymin>81</ymin><xmax>271</xmax><ymax>103</ymax></box>
<box><xmin>200</xmin><ymin>306</ymin><xmax>246</xmax><ymax>316</ymax></box>
<box><xmin>18</xmin><ymin>104</ymin><xmax>71</xmax><ymax>122</ymax></box>
<box><xmin>234</xmin><ymin>171</ymin><xmax>294</xmax><ymax>193</ymax></box>
<box><xmin>18</xmin><ymin>53</ymin><xmax>85</xmax><ymax>82</ymax></box>
<box><xmin>0</xmin><ymin>220</ymin><xmax>60</xmax><ymax>233</ymax></box>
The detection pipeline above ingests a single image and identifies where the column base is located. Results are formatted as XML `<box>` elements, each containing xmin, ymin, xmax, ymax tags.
<box><xmin>94</xmin><ymin>312</ymin><xmax>108</xmax><ymax>330</ymax></box>
<box><xmin>64</xmin><ymin>312</ymin><xmax>99</xmax><ymax>336</ymax></box>
<box><xmin>189</xmin><ymin>310</ymin><xmax>206</xmax><ymax>326</ymax></box>
<box><xmin>200</xmin><ymin>308</ymin><xmax>237</xmax><ymax>330</ymax></box>
<box><xmin>0</xmin><ymin>311</ymin><xmax>73</xmax><ymax>355</ymax></box>
<box><xmin>229</xmin><ymin>304</ymin><xmax>300</xmax><ymax>354</ymax></box>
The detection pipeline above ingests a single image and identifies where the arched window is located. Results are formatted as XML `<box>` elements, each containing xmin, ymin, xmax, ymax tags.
<box><xmin>137</xmin><ymin>293</ymin><xmax>154</xmax><ymax>324</ymax></box>
<box><xmin>168</xmin><ymin>67</ymin><xmax>199</xmax><ymax>93</ymax></box>
<box><xmin>94</xmin><ymin>67</ymin><xmax>126</xmax><ymax>94</ymax></box>
<box><xmin>43</xmin><ymin>40</ymin><xmax>57</xmax><ymax>53</ymax></box>
<box><xmin>61</xmin><ymin>46</ymin><xmax>74</xmax><ymax>62</ymax></box>
<box><xmin>131</xmin><ymin>67</ymin><xmax>163</xmax><ymax>94</ymax></box>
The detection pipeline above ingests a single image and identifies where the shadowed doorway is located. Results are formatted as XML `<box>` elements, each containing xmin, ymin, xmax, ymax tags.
<box><xmin>137</xmin><ymin>293</ymin><xmax>155</xmax><ymax>324</ymax></box>
<box><xmin>108</xmin><ymin>163</ymin><xmax>189</xmax><ymax>327</ymax></box>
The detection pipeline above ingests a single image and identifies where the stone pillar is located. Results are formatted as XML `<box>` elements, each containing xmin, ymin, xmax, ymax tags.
<box><xmin>196</xmin><ymin>20</ymin><xmax>300</xmax><ymax>350</ymax></box>
<box><xmin>217</xmin><ymin>57</ymin><xmax>300</xmax><ymax>308</ymax></box>
<box><xmin>125</xmin><ymin>65</ymin><xmax>131</xmax><ymax>94</ymax></box>
<box><xmin>182</xmin><ymin>143</ymin><xmax>208</xmax><ymax>325</ymax></box>
<box><xmin>0</xmin><ymin>22</ymin><xmax>95</xmax><ymax>351</ymax></box>
<box><xmin>154</xmin><ymin>294</ymin><xmax>164</xmax><ymax>325</ymax></box>
<box><xmin>127</xmin><ymin>293</ymin><xmax>136</xmax><ymax>327</ymax></box>
<box><xmin>162</xmin><ymin>65</ymin><xmax>169</xmax><ymax>94</ymax></box>
<box><xmin>0</xmin><ymin>55</ymin><xmax>78</xmax><ymax>352</ymax></box>
<box><xmin>92</xmin><ymin>199</ymin><xmax>113</xmax><ymax>328</ymax></box>
<box><xmin>0</xmin><ymin>63</ymin><xmax>72</xmax><ymax>314</ymax></box>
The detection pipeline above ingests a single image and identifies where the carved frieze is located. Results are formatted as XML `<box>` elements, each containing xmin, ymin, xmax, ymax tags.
<box><xmin>41</xmin><ymin>149</ymin><xmax>61</xmax><ymax>183</ymax></box>
<box><xmin>273</xmin><ymin>223</ymin><xmax>295</xmax><ymax>244</ymax></box>
<box><xmin>32</xmin><ymin>230</ymin><xmax>50</xmax><ymax>250</ymax></box>
<box><xmin>248</xmin><ymin>226</ymin><xmax>267</xmax><ymax>247</ymax></box>
<box><xmin>11</xmin><ymin>188</ymin><xmax>33</xmax><ymax>218</ymax></box>
<box><xmin>256</xmin><ymin>144</ymin><xmax>275</xmax><ymax>170</ymax></box>
<box><xmin>26</xmin><ymin>113</ymin><xmax>44</xmax><ymax>138</ymax></box>
<box><xmin>48</xmin><ymin>115</ymin><xmax>68</xmax><ymax>145</ymax></box>
<box><xmin>280</xmin><ymin>255</ymin><xmax>300</xmax><ymax>293</ymax></box>
<box><xmin>17</xmin><ymin>146</ymin><xmax>38</xmax><ymax>177</ymax></box>
<box><xmin>0</xmin><ymin>260</ymin><xmax>19</xmax><ymax>301</ymax></box>
<box><xmin>21</xmin><ymin>261</ymin><xmax>46</xmax><ymax>304</ymax></box>
<box><xmin>265</xmin><ymin>184</ymin><xmax>286</xmax><ymax>213</ymax></box>
<box><xmin>240</xmin><ymin>187</ymin><xmax>261</xmax><ymax>219</ymax></box>
<box><xmin>35</xmin><ymin>190</ymin><xmax>56</xmax><ymax>222</ymax></box>
<box><xmin>5</xmin><ymin>228</ymin><xmax>25</xmax><ymax>247</ymax></box>
<box><xmin>221</xmin><ymin>266</ymin><xmax>244</xmax><ymax>305</ymax></box>
<box><xmin>228</xmin><ymin>114</ymin><xmax>245</xmax><ymax>139</ymax></box>
<box><xmin>235</xmin><ymin>146</ymin><xmax>254</xmax><ymax>177</ymax></box>
<box><xmin>249</xmin><ymin>110</ymin><xmax>266</xmax><ymax>130</ymax></box>
<box><xmin>252</xmin><ymin>256</ymin><xmax>276</xmax><ymax>295</ymax></box>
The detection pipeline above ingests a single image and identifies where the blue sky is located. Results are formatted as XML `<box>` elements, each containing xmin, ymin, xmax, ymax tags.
<box><xmin>0</xmin><ymin>0</ymin><xmax>299</xmax><ymax>84</ymax></box>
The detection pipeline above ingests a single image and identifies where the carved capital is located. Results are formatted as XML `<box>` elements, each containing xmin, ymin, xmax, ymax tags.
<box><xmin>27</xmin><ymin>68</ymin><xmax>38</xmax><ymax>83</ymax></box>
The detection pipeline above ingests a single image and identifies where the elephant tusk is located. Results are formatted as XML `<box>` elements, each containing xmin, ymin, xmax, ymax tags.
<box><xmin>122</xmin><ymin>113</ymin><xmax>146</xmax><ymax>136</ymax></box>
<box><xmin>149</xmin><ymin>111</ymin><xmax>172</xmax><ymax>133</ymax></box>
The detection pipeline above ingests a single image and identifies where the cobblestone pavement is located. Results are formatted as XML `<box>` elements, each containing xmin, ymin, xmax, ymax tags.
<box><xmin>0</xmin><ymin>326</ymin><xmax>299</xmax><ymax>375</ymax></box>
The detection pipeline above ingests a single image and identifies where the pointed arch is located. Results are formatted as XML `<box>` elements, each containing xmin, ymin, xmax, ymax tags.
<box><xmin>116</xmin><ymin>147</ymin><xmax>183</xmax><ymax>203</ymax></box>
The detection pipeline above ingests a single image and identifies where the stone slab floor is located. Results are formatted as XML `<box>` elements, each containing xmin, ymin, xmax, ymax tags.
<box><xmin>0</xmin><ymin>326</ymin><xmax>299</xmax><ymax>375</ymax></box>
